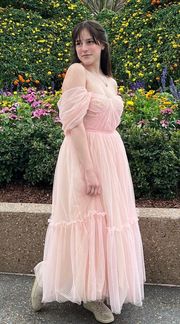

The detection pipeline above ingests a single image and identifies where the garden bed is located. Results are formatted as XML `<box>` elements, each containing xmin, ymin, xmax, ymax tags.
<box><xmin>0</xmin><ymin>182</ymin><xmax>179</xmax><ymax>208</ymax></box>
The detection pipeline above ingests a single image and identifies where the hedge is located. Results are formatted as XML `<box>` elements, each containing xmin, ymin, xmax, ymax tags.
<box><xmin>0</xmin><ymin>87</ymin><xmax>179</xmax><ymax>198</ymax></box>
<box><xmin>0</xmin><ymin>0</ymin><xmax>179</xmax><ymax>90</ymax></box>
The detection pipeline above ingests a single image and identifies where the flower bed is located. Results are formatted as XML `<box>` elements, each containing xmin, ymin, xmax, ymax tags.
<box><xmin>0</xmin><ymin>84</ymin><xmax>179</xmax><ymax>199</ymax></box>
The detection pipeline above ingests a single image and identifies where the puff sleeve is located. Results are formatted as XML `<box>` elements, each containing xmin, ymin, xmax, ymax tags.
<box><xmin>57</xmin><ymin>86</ymin><xmax>91</xmax><ymax>135</ymax></box>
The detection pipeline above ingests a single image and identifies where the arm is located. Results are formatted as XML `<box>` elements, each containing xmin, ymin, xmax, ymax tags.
<box><xmin>61</xmin><ymin>63</ymin><xmax>94</xmax><ymax>171</ymax></box>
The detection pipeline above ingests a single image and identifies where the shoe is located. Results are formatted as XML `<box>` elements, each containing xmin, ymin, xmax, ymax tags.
<box><xmin>83</xmin><ymin>300</ymin><xmax>114</xmax><ymax>323</ymax></box>
<box><xmin>31</xmin><ymin>277</ymin><xmax>43</xmax><ymax>311</ymax></box>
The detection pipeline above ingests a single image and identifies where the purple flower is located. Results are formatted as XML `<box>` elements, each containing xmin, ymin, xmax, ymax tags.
<box><xmin>54</xmin><ymin>116</ymin><xmax>61</xmax><ymax>123</ymax></box>
<box><xmin>27</xmin><ymin>88</ymin><xmax>35</xmax><ymax>94</ymax></box>
<box><xmin>9</xmin><ymin>114</ymin><xmax>18</xmax><ymax>120</ymax></box>
<box><xmin>169</xmin><ymin>77</ymin><xmax>180</xmax><ymax>101</ymax></box>
<box><xmin>13</xmin><ymin>102</ymin><xmax>20</xmax><ymax>108</ymax></box>
<box><xmin>130</xmin><ymin>80</ymin><xmax>145</xmax><ymax>91</ymax></box>
<box><xmin>6</xmin><ymin>91</ymin><xmax>12</xmax><ymax>96</ymax></box>
<box><xmin>0</xmin><ymin>107</ymin><xmax>10</xmax><ymax>113</ymax></box>
<box><xmin>9</xmin><ymin>107</ymin><xmax>17</xmax><ymax>112</ymax></box>
<box><xmin>21</xmin><ymin>92</ymin><xmax>36</xmax><ymax>103</ymax></box>
<box><xmin>32</xmin><ymin>109</ymin><xmax>49</xmax><ymax>118</ymax></box>
<box><xmin>160</xmin><ymin>119</ymin><xmax>169</xmax><ymax>128</ymax></box>
<box><xmin>27</xmin><ymin>95</ymin><xmax>36</xmax><ymax>103</ymax></box>
<box><xmin>31</xmin><ymin>100</ymin><xmax>42</xmax><ymax>108</ymax></box>
<box><xmin>137</xmin><ymin>120</ymin><xmax>146</xmax><ymax>127</ymax></box>
<box><xmin>46</xmin><ymin>108</ymin><xmax>56</xmax><ymax>113</ymax></box>
<box><xmin>44</xmin><ymin>103</ymin><xmax>52</xmax><ymax>108</ymax></box>
<box><xmin>160</xmin><ymin>108</ymin><xmax>173</xmax><ymax>115</ymax></box>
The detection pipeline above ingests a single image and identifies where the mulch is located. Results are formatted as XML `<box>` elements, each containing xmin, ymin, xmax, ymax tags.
<box><xmin>0</xmin><ymin>182</ymin><xmax>179</xmax><ymax>208</ymax></box>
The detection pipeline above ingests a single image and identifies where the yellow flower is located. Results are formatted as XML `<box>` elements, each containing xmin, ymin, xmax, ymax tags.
<box><xmin>146</xmin><ymin>90</ymin><xmax>155</xmax><ymax>98</ymax></box>
<box><xmin>47</xmin><ymin>71</ymin><xmax>52</xmax><ymax>75</ymax></box>
<box><xmin>164</xmin><ymin>101</ymin><xmax>172</xmax><ymax>105</ymax></box>
<box><xmin>126</xmin><ymin>70</ymin><xmax>131</xmax><ymax>77</ymax></box>
<box><xmin>119</xmin><ymin>86</ymin><xmax>125</xmax><ymax>93</ymax></box>
<box><xmin>126</xmin><ymin>100</ymin><xmax>134</xmax><ymax>106</ymax></box>
<box><xmin>37</xmin><ymin>39</ymin><xmax>46</xmax><ymax>43</ymax></box>
<box><xmin>137</xmin><ymin>88</ymin><xmax>144</xmax><ymax>94</ymax></box>
<box><xmin>138</xmin><ymin>72</ymin><xmax>144</xmax><ymax>77</ymax></box>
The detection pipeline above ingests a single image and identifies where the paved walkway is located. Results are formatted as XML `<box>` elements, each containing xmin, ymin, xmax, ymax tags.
<box><xmin>0</xmin><ymin>274</ymin><xmax>179</xmax><ymax>324</ymax></box>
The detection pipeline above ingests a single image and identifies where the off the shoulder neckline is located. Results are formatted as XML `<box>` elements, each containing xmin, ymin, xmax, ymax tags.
<box><xmin>61</xmin><ymin>86</ymin><xmax>122</xmax><ymax>100</ymax></box>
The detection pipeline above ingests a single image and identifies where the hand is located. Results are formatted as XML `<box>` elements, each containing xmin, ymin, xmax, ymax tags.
<box><xmin>84</xmin><ymin>168</ymin><xmax>102</xmax><ymax>196</ymax></box>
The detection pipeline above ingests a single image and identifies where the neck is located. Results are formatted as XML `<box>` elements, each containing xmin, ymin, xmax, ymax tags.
<box><xmin>82</xmin><ymin>62</ymin><xmax>102</xmax><ymax>75</ymax></box>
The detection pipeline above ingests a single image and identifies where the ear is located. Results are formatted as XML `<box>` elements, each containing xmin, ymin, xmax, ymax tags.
<box><xmin>101</xmin><ymin>44</ymin><xmax>105</xmax><ymax>50</ymax></box>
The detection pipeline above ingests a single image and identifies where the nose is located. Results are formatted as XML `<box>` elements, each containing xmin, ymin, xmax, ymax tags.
<box><xmin>81</xmin><ymin>42</ymin><xmax>88</xmax><ymax>51</ymax></box>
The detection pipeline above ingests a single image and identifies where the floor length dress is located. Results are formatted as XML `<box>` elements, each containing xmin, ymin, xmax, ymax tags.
<box><xmin>34</xmin><ymin>86</ymin><xmax>146</xmax><ymax>314</ymax></box>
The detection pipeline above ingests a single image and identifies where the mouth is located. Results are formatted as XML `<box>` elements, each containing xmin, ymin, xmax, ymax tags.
<box><xmin>82</xmin><ymin>54</ymin><xmax>92</xmax><ymax>57</ymax></box>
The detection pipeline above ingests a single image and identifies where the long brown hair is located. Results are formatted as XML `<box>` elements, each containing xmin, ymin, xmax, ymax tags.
<box><xmin>71</xmin><ymin>20</ymin><xmax>112</xmax><ymax>76</ymax></box>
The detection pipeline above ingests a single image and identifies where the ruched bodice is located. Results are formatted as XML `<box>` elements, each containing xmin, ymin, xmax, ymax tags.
<box><xmin>84</xmin><ymin>92</ymin><xmax>124</xmax><ymax>133</ymax></box>
<box><xmin>57</xmin><ymin>86</ymin><xmax>124</xmax><ymax>134</ymax></box>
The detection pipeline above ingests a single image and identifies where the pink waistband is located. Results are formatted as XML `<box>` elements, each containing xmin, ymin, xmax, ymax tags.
<box><xmin>85</xmin><ymin>128</ymin><xmax>115</xmax><ymax>134</ymax></box>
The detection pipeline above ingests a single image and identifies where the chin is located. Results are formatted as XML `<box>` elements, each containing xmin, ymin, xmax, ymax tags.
<box><xmin>81</xmin><ymin>59</ymin><xmax>94</xmax><ymax>66</ymax></box>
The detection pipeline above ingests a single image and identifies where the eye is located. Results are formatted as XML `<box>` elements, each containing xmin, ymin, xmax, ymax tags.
<box><xmin>87</xmin><ymin>39</ymin><xmax>95</xmax><ymax>44</ymax></box>
<box><xmin>75</xmin><ymin>40</ymin><xmax>81</xmax><ymax>46</ymax></box>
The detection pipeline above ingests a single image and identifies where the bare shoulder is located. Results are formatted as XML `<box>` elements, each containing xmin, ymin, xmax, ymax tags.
<box><xmin>62</xmin><ymin>63</ymin><xmax>86</xmax><ymax>92</ymax></box>
<box><xmin>66</xmin><ymin>63</ymin><xmax>86</xmax><ymax>75</ymax></box>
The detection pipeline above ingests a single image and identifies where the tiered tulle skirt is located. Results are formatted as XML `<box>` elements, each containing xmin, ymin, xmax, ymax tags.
<box><xmin>34</xmin><ymin>130</ymin><xmax>146</xmax><ymax>314</ymax></box>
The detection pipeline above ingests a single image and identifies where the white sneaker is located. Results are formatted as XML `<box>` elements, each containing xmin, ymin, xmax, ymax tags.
<box><xmin>31</xmin><ymin>277</ymin><xmax>43</xmax><ymax>311</ymax></box>
<box><xmin>83</xmin><ymin>300</ymin><xmax>114</xmax><ymax>323</ymax></box>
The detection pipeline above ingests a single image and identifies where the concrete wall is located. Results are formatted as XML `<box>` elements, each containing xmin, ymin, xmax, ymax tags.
<box><xmin>0</xmin><ymin>203</ymin><xmax>179</xmax><ymax>284</ymax></box>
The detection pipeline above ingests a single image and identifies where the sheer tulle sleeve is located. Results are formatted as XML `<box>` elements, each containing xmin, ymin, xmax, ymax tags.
<box><xmin>57</xmin><ymin>86</ymin><xmax>91</xmax><ymax>135</ymax></box>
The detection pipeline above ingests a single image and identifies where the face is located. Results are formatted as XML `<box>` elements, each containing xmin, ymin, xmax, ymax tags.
<box><xmin>75</xmin><ymin>28</ymin><xmax>104</xmax><ymax>67</ymax></box>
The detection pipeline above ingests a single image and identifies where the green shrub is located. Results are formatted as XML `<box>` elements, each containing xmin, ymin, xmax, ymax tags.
<box><xmin>97</xmin><ymin>0</ymin><xmax>179</xmax><ymax>89</ymax></box>
<box><xmin>119</xmin><ymin>126</ymin><xmax>179</xmax><ymax>198</ymax></box>
<box><xmin>0</xmin><ymin>87</ymin><xmax>63</xmax><ymax>184</ymax></box>
<box><xmin>0</xmin><ymin>1</ymin><xmax>91</xmax><ymax>88</ymax></box>
<box><xmin>23</xmin><ymin>118</ymin><xmax>64</xmax><ymax>185</ymax></box>
<box><xmin>0</xmin><ymin>120</ymin><xmax>32</xmax><ymax>183</ymax></box>
<box><xmin>0</xmin><ymin>0</ymin><xmax>179</xmax><ymax>90</ymax></box>
<box><xmin>120</xmin><ymin>88</ymin><xmax>180</xmax><ymax>130</ymax></box>
<box><xmin>0</xmin><ymin>87</ymin><xmax>179</xmax><ymax>198</ymax></box>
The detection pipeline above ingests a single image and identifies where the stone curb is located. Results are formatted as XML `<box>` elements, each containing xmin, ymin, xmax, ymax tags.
<box><xmin>0</xmin><ymin>203</ymin><xmax>179</xmax><ymax>284</ymax></box>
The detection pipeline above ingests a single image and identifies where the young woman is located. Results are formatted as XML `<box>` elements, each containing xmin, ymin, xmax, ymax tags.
<box><xmin>31</xmin><ymin>20</ymin><xmax>146</xmax><ymax>324</ymax></box>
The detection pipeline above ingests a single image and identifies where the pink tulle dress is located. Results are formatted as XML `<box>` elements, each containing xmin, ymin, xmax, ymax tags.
<box><xmin>34</xmin><ymin>86</ymin><xmax>146</xmax><ymax>314</ymax></box>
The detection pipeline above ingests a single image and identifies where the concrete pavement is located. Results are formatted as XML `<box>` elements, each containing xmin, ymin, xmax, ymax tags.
<box><xmin>0</xmin><ymin>273</ymin><xmax>180</xmax><ymax>324</ymax></box>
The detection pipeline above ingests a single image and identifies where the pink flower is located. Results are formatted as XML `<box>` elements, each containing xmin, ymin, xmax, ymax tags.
<box><xmin>160</xmin><ymin>108</ymin><xmax>173</xmax><ymax>115</ymax></box>
<box><xmin>137</xmin><ymin>120</ymin><xmax>146</xmax><ymax>127</ymax></box>
<box><xmin>160</xmin><ymin>119</ymin><xmax>169</xmax><ymax>128</ymax></box>
<box><xmin>44</xmin><ymin>103</ymin><xmax>52</xmax><ymax>108</ymax></box>
<box><xmin>176</xmin><ymin>120</ymin><xmax>180</xmax><ymax>125</ymax></box>
<box><xmin>32</xmin><ymin>109</ymin><xmax>49</xmax><ymax>118</ymax></box>
<box><xmin>21</xmin><ymin>93</ymin><xmax>36</xmax><ymax>103</ymax></box>
<box><xmin>31</xmin><ymin>100</ymin><xmax>42</xmax><ymax>108</ymax></box>
<box><xmin>54</xmin><ymin>116</ymin><xmax>61</xmax><ymax>123</ymax></box>
<box><xmin>9</xmin><ymin>107</ymin><xmax>17</xmax><ymax>112</ymax></box>
<box><xmin>9</xmin><ymin>114</ymin><xmax>18</xmax><ymax>120</ymax></box>
<box><xmin>0</xmin><ymin>107</ymin><xmax>10</xmax><ymax>113</ymax></box>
